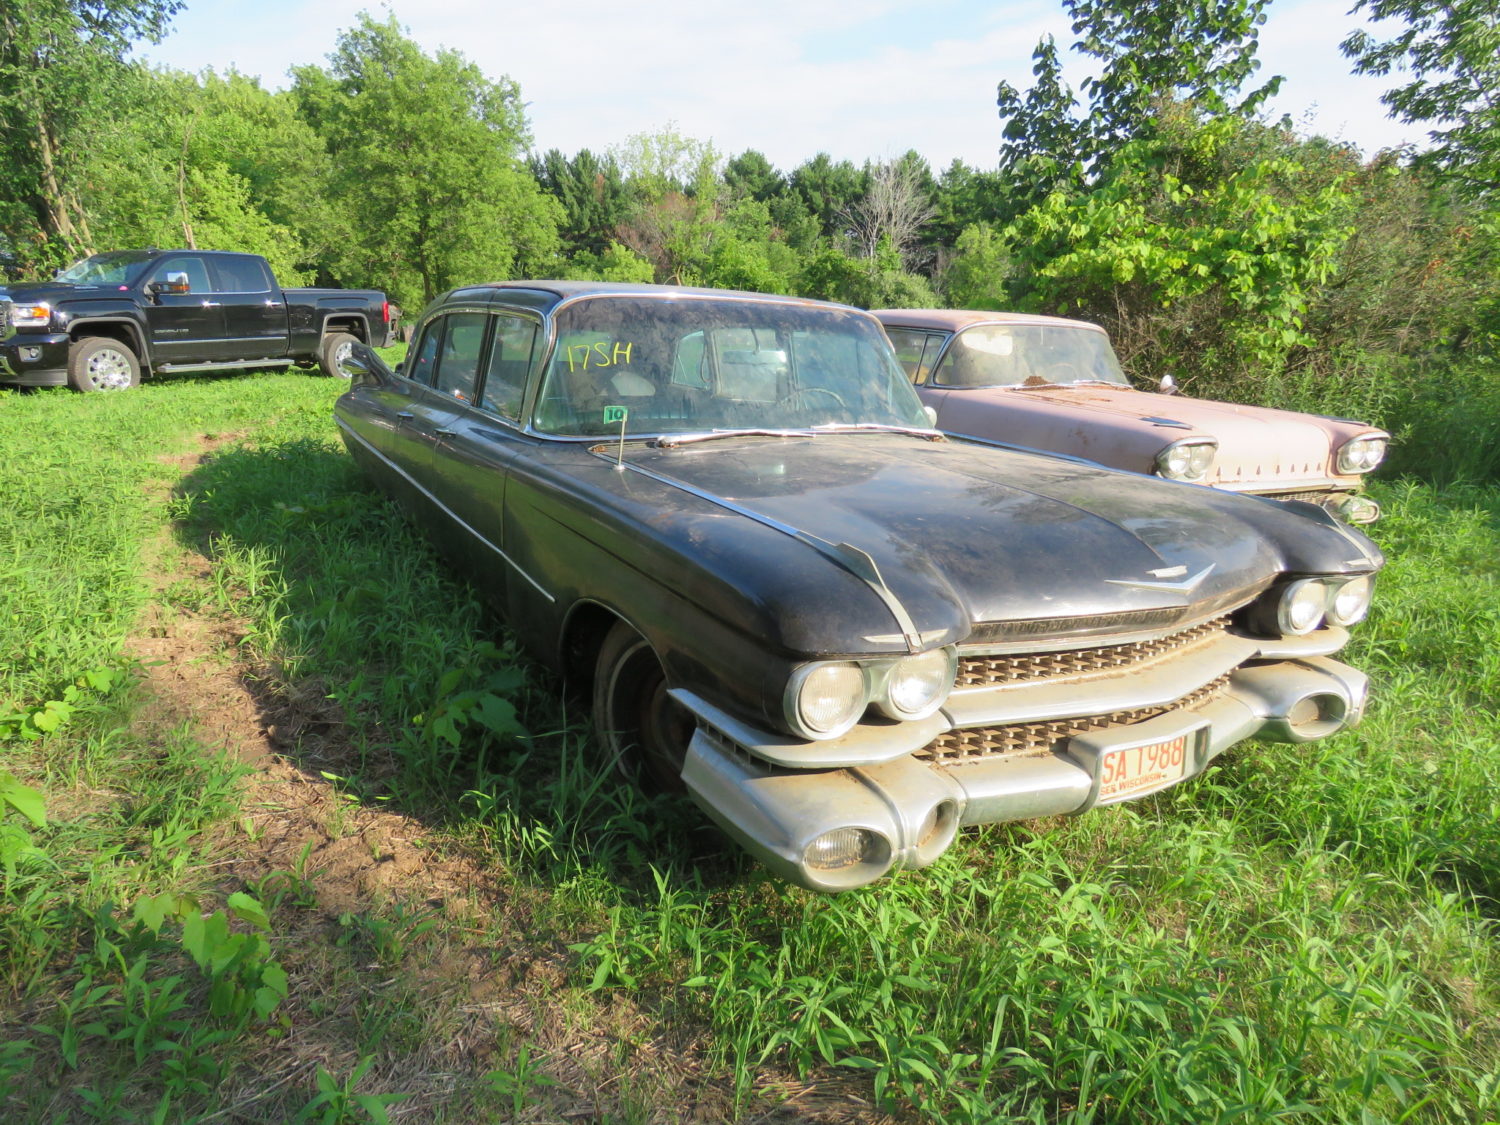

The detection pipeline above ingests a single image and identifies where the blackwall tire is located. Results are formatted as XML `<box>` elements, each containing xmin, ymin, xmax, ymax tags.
<box><xmin>68</xmin><ymin>337</ymin><xmax>140</xmax><ymax>392</ymax></box>
<box><xmin>592</xmin><ymin>620</ymin><xmax>695</xmax><ymax>793</ymax></box>
<box><xmin>319</xmin><ymin>331</ymin><xmax>359</xmax><ymax>378</ymax></box>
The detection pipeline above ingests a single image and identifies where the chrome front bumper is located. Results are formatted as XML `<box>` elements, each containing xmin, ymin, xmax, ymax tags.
<box><xmin>678</xmin><ymin>656</ymin><xmax>1368</xmax><ymax>892</ymax></box>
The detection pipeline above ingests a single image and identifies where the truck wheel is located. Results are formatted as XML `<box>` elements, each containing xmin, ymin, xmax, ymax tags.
<box><xmin>593</xmin><ymin>620</ymin><xmax>695</xmax><ymax>793</ymax></box>
<box><xmin>68</xmin><ymin>337</ymin><xmax>140</xmax><ymax>392</ymax></box>
<box><xmin>319</xmin><ymin>332</ymin><xmax>360</xmax><ymax>378</ymax></box>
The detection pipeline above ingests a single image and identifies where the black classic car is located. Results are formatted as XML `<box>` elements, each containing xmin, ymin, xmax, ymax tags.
<box><xmin>333</xmin><ymin>282</ymin><xmax>1383</xmax><ymax>891</ymax></box>
<box><xmin>0</xmin><ymin>249</ymin><xmax>393</xmax><ymax>391</ymax></box>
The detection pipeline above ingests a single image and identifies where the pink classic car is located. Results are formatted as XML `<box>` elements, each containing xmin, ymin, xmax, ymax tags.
<box><xmin>873</xmin><ymin>309</ymin><xmax>1388</xmax><ymax>523</ymax></box>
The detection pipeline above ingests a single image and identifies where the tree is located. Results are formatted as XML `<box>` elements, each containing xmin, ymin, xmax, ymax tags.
<box><xmin>724</xmin><ymin>150</ymin><xmax>785</xmax><ymax>203</ymax></box>
<box><xmin>291</xmin><ymin>13</ymin><xmax>560</xmax><ymax>308</ymax></box>
<box><xmin>1342</xmin><ymin>0</ymin><xmax>1500</xmax><ymax>196</ymax></box>
<box><xmin>789</xmin><ymin>153</ymin><xmax>867</xmax><ymax>240</ymax></box>
<box><xmin>0</xmin><ymin>0</ymin><xmax>182</xmax><ymax>269</ymax></box>
<box><xmin>841</xmin><ymin>153</ymin><xmax>936</xmax><ymax>268</ymax></box>
<box><xmin>532</xmin><ymin>148</ymin><xmax>629</xmax><ymax>257</ymax></box>
<box><xmin>996</xmin><ymin>0</ymin><xmax>1283</xmax><ymax>200</ymax></box>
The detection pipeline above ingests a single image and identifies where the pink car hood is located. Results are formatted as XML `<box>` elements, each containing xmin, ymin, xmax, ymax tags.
<box><xmin>924</xmin><ymin>383</ymin><xmax>1375</xmax><ymax>492</ymax></box>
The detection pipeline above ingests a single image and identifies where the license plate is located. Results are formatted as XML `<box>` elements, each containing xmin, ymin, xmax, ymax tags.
<box><xmin>1096</xmin><ymin>732</ymin><xmax>1191</xmax><ymax>804</ymax></box>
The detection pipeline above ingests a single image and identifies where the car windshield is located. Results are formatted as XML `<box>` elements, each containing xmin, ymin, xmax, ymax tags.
<box><xmin>932</xmin><ymin>324</ymin><xmax>1129</xmax><ymax>388</ymax></box>
<box><xmin>56</xmin><ymin>251</ymin><xmax>157</xmax><ymax>286</ymax></box>
<box><xmin>533</xmin><ymin>295</ymin><xmax>931</xmax><ymax>436</ymax></box>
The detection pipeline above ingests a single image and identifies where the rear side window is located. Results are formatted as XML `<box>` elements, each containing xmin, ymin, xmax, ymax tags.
<box><xmin>433</xmin><ymin>313</ymin><xmax>487</xmax><ymax>402</ymax></box>
<box><xmin>211</xmin><ymin>255</ymin><xmax>274</xmax><ymax>293</ymax></box>
<box><xmin>884</xmin><ymin>327</ymin><xmax>946</xmax><ymax>384</ymax></box>
<box><xmin>479</xmin><ymin>315</ymin><xmax>537</xmax><ymax>420</ymax></box>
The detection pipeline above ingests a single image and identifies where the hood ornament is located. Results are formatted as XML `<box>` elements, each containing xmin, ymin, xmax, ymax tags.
<box><xmin>1106</xmin><ymin>563</ymin><xmax>1214</xmax><ymax>595</ymax></box>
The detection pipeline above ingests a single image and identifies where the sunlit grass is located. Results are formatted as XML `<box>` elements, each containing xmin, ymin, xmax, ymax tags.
<box><xmin>2</xmin><ymin>371</ymin><xmax>1498</xmax><ymax>1121</ymax></box>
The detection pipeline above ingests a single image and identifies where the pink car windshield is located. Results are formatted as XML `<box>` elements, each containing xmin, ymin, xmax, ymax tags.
<box><xmin>933</xmin><ymin>324</ymin><xmax>1130</xmax><ymax>389</ymax></box>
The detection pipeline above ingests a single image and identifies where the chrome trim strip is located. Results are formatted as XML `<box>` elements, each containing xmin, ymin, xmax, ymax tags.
<box><xmin>334</xmin><ymin>416</ymin><xmax>556</xmax><ymax>603</ymax></box>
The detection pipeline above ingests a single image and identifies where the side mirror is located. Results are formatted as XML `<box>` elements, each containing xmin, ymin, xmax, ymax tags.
<box><xmin>924</xmin><ymin>405</ymin><xmax>939</xmax><ymax>426</ymax></box>
<box><xmin>1158</xmin><ymin>373</ymin><xmax>1178</xmax><ymax>395</ymax></box>
<box><xmin>339</xmin><ymin>341</ymin><xmax>395</xmax><ymax>383</ymax></box>
<box><xmin>147</xmin><ymin>273</ymin><xmax>190</xmax><ymax>297</ymax></box>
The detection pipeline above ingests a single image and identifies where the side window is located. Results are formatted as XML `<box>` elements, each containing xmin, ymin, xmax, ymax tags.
<box><xmin>150</xmin><ymin>256</ymin><xmax>213</xmax><ymax>294</ymax></box>
<box><xmin>211</xmin><ymin>255</ymin><xmax>273</xmax><ymax>293</ymax></box>
<box><xmin>433</xmin><ymin>312</ymin><xmax>487</xmax><ymax>402</ymax></box>
<box><xmin>406</xmin><ymin>319</ymin><xmax>444</xmax><ymax>387</ymax></box>
<box><xmin>479</xmin><ymin>314</ymin><xmax>537</xmax><ymax>420</ymax></box>
<box><xmin>884</xmin><ymin>328</ymin><xmax>943</xmax><ymax>384</ymax></box>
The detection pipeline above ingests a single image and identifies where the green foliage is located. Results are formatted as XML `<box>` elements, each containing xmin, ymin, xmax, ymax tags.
<box><xmin>939</xmin><ymin>223</ymin><xmax>1012</xmax><ymax>310</ymax></box>
<box><xmin>797</xmin><ymin>239</ymin><xmax>938</xmax><ymax>309</ymax></box>
<box><xmin>532</xmin><ymin>147</ymin><xmax>629</xmax><ymax>257</ymax></box>
<box><xmin>997</xmin><ymin>0</ymin><xmax>1283</xmax><ymax>204</ymax></box>
<box><xmin>0</xmin><ymin>772</ymin><xmax>47</xmax><ymax>881</ymax></box>
<box><xmin>559</xmin><ymin>240</ymin><xmax>655</xmax><ymax>284</ymax></box>
<box><xmin>1005</xmin><ymin>112</ymin><xmax>1355</xmax><ymax>386</ymax></box>
<box><xmin>291</xmin><ymin>12</ymin><xmax>560</xmax><ymax>308</ymax></box>
<box><xmin>1343</xmin><ymin>0</ymin><xmax>1500</xmax><ymax>196</ymax></box>
<box><xmin>0</xmin><ymin>0</ymin><xmax>183</xmax><ymax>268</ymax></box>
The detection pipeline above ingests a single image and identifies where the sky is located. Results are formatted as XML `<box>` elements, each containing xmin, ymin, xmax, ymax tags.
<box><xmin>135</xmin><ymin>0</ymin><xmax>1432</xmax><ymax>171</ymax></box>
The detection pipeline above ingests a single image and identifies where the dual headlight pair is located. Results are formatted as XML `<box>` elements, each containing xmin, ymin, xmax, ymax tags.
<box><xmin>1336</xmin><ymin>434</ymin><xmax>1388</xmax><ymax>474</ymax></box>
<box><xmin>1255</xmin><ymin>574</ymin><xmax>1375</xmax><ymax>637</ymax></box>
<box><xmin>785</xmin><ymin>647</ymin><xmax>957</xmax><ymax>740</ymax></box>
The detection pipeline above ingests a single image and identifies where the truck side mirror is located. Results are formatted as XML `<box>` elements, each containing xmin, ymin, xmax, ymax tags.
<box><xmin>1158</xmin><ymin>374</ymin><xmax>1179</xmax><ymax>395</ymax></box>
<box><xmin>147</xmin><ymin>273</ymin><xmax>190</xmax><ymax>297</ymax></box>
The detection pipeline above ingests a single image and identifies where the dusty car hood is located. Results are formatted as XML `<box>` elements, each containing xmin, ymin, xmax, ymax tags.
<box><xmin>932</xmin><ymin>384</ymin><xmax>1371</xmax><ymax>489</ymax></box>
<box><xmin>620</xmin><ymin>433</ymin><xmax>1380</xmax><ymax>649</ymax></box>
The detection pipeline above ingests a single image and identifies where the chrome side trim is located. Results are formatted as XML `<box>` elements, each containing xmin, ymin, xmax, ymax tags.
<box><xmin>334</xmin><ymin>416</ymin><xmax>556</xmax><ymax>603</ymax></box>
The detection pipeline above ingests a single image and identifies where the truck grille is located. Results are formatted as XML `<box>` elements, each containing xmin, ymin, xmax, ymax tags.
<box><xmin>919</xmin><ymin>674</ymin><xmax>1232</xmax><ymax>764</ymax></box>
<box><xmin>956</xmin><ymin>616</ymin><xmax>1229</xmax><ymax>688</ymax></box>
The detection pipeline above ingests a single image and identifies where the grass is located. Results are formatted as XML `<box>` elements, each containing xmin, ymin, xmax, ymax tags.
<box><xmin>1</xmin><ymin>365</ymin><xmax>1498</xmax><ymax>1121</ymax></box>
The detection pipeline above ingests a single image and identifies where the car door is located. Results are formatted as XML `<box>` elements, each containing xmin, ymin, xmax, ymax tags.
<box><xmin>884</xmin><ymin>326</ymin><xmax>951</xmax><ymax>421</ymax></box>
<box><xmin>427</xmin><ymin>310</ymin><xmax>545</xmax><ymax>607</ymax></box>
<box><xmin>210</xmin><ymin>254</ymin><xmax>287</xmax><ymax>362</ymax></box>
<box><xmin>139</xmin><ymin>255</ymin><xmax>224</xmax><ymax>364</ymax></box>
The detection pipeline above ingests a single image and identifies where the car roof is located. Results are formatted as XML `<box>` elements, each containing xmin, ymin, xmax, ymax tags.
<box><xmin>870</xmin><ymin>308</ymin><xmax>1108</xmax><ymax>334</ymax></box>
<box><xmin>444</xmin><ymin>280</ymin><xmax>862</xmax><ymax>315</ymax></box>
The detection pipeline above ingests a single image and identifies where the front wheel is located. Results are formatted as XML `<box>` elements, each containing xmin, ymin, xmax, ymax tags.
<box><xmin>592</xmin><ymin>620</ymin><xmax>696</xmax><ymax>793</ymax></box>
<box><xmin>318</xmin><ymin>331</ymin><xmax>360</xmax><ymax>378</ymax></box>
<box><xmin>68</xmin><ymin>337</ymin><xmax>140</xmax><ymax>392</ymax></box>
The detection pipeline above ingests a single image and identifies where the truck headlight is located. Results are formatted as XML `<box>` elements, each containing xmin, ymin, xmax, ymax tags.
<box><xmin>1336</xmin><ymin>434</ymin><xmax>1388</xmax><ymax>474</ymax></box>
<box><xmin>1154</xmin><ymin>439</ymin><xmax>1217</xmax><ymax>482</ymax></box>
<box><xmin>1326</xmin><ymin>575</ymin><xmax>1374</xmax><ymax>626</ymax></box>
<box><xmin>11</xmin><ymin>303</ymin><xmax>51</xmax><ymax>328</ymax></box>
<box><xmin>874</xmin><ymin>647</ymin><xmax>956</xmax><ymax>721</ymax></box>
<box><xmin>786</xmin><ymin>662</ymin><xmax>867</xmax><ymax>739</ymax></box>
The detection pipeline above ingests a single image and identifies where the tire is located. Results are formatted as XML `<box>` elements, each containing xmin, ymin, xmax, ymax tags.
<box><xmin>68</xmin><ymin>337</ymin><xmax>140</xmax><ymax>392</ymax></box>
<box><xmin>318</xmin><ymin>331</ymin><xmax>360</xmax><ymax>379</ymax></box>
<box><xmin>592</xmin><ymin>620</ymin><xmax>696</xmax><ymax>793</ymax></box>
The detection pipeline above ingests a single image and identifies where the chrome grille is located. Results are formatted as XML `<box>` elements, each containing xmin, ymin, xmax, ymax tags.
<box><xmin>920</xmin><ymin>674</ymin><xmax>1232</xmax><ymax>764</ymax></box>
<box><xmin>957</xmin><ymin>616</ymin><xmax>1229</xmax><ymax>688</ymax></box>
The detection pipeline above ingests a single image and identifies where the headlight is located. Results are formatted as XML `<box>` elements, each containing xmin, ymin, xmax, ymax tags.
<box><xmin>786</xmin><ymin>662</ymin><xmax>867</xmax><ymax>739</ymax></box>
<box><xmin>1277</xmin><ymin>579</ymin><xmax>1329</xmax><ymax>635</ymax></box>
<box><xmin>874</xmin><ymin>647</ymin><xmax>957</xmax><ymax>721</ymax></box>
<box><xmin>1336</xmin><ymin>434</ymin><xmax>1388</xmax><ymax>474</ymax></box>
<box><xmin>1326</xmin><ymin>575</ymin><xmax>1374</xmax><ymax>626</ymax></box>
<box><xmin>1155</xmin><ymin>439</ymin><xmax>1217</xmax><ymax>482</ymax></box>
<box><xmin>11</xmin><ymin>303</ymin><xmax>51</xmax><ymax>328</ymax></box>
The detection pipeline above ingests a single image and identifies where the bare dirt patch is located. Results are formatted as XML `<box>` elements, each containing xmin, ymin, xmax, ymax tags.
<box><xmin>120</xmin><ymin>435</ymin><xmax>893</xmax><ymax>1123</ymax></box>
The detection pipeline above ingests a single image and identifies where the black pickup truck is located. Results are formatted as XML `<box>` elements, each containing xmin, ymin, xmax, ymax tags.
<box><xmin>0</xmin><ymin>248</ymin><xmax>395</xmax><ymax>391</ymax></box>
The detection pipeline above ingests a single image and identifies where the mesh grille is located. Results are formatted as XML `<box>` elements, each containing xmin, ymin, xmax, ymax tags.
<box><xmin>920</xmin><ymin>674</ymin><xmax>1232</xmax><ymax>765</ymax></box>
<box><xmin>956</xmin><ymin>616</ymin><xmax>1229</xmax><ymax>688</ymax></box>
